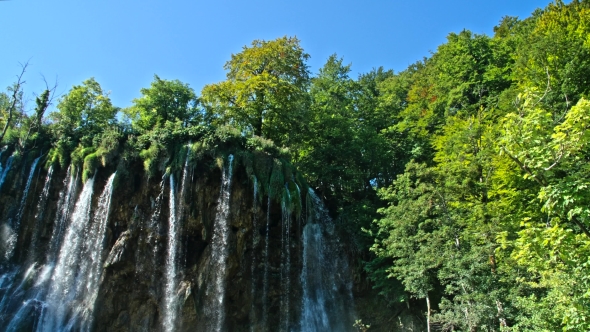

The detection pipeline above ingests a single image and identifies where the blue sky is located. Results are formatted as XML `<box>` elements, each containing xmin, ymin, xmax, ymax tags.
<box><xmin>1</xmin><ymin>0</ymin><xmax>555</xmax><ymax>109</ymax></box>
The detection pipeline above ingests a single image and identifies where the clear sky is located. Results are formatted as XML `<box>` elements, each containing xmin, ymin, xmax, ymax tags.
<box><xmin>0</xmin><ymin>0</ymin><xmax>556</xmax><ymax>109</ymax></box>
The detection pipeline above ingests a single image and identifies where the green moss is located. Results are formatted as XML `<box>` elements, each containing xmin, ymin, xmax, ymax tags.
<box><xmin>189</xmin><ymin>140</ymin><xmax>210</xmax><ymax>163</ymax></box>
<box><xmin>282</xmin><ymin>160</ymin><xmax>294</xmax><ymax>182</ymax></box>
<box><xmin>288</xmin><ymin>180</ymin><xmax>302</xmax><ymax>216</ymax></box>
<box><xmin>295</xmin><ymin>171</ymin><xmax>310</xmax><ymax>197</ymax></box>
<box><xmin>253</xmin><ymin>152</ymin><xmax>273</xmax><ymax>198</ymax></box>
<box><xmin>214</xmin><ymin>125</ymin><xmax>242</xmax><ymax>144</ymax></box>
<box><xmin>236</xmin><ymin>150</ymin><xmax>254</xmax><ymax>181</ymax></box>
<box><xmin>168</xmin><ymin>143</ymin><xmax>188</xmax><ymax>177</ymax></box>
<box><xmin>82</xmin><ymin>152</ymin><xmax>99</xmax><ymax>182</ymax></box>
<box><xmin>94</xmin><ymin>127</ymin><xmax>123</xmax><ymax>167</ymax></box>
<box><xmin>269</xmin><ymin>158</ymin><xmax>285</xmax><ymax>202</ymax></box>
<box><xmin>281</xmin><ymin>185</ymin><xmax>291</xmax><ymax>213</ymax></box>
<box><xmin>140</xmin><ymin>143</ymin><xmax>164</xmax><ymax>178</ymax></box>
<box><xmin>215</xmin><ymin>156</ymin><xmax>224</xmax><ymax>170</ymax></box>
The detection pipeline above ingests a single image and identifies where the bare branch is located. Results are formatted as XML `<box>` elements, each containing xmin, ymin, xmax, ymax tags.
<box><xmin>501</xmin><ymin>146</ymin><xmax>547</xmax><ymax>186</ymax></box>
<box><xmin>532</xmin><ymin>67</ymin><xmax>551</xmax><ymax>108</ymax></box>
<box><xmin>571</xmin><ymin>217</ymin><xmax>590</xmax><ymax>239</ymax></box>
<box><xmin>0</xmin><ymin>62</ymin><xmax>28</xmax><ymax>143</ymax></box>
<box><xmin>544</xmin><ymin>144</ymin><xmax>565</xmax><ymax>171</ymax></box>
<box><xmin>40</xmin><ymin>74</ymin><xmax>59</xmax><ymax>112</ymax></box>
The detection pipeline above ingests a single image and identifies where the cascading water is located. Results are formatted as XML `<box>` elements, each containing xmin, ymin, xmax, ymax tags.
<box><xmin>0</xmin><ymin>147</ymin><xmax>6</xmax><ymax>186</ymax></box>
<box><xmin>4</xmin><ymin>156</ymin><xmax>41</xmax><ymax>261</ymax></box>
<box><xmin>0</xmin><ymin>166</ymin><xmax>75</xmax><ymax>331</ymax></box>
<box><xmin>2</xmin><ymin>263</ymin><xmax>52</xmax><ymax>332</ymax></box>
<box><xmin>262</xmin><ymin>195</ymin><xmax>271</xmax><ymax>330</ymax></box>
<box><xmin>136</xmin><ymin>176</ymin><xmax>166</xmax><ymax>299</ymax></box>
<box><xmin>15</xmin><ymin>157</ymin><xmax>42</xmax><ymax>227</ymax></box>
<box><xmin>47</xmin><ymin>166</ymin><xmax>79</xmax><ymax>263</ymax></box>
<box><xmin>206</xmin><ymin>154</ymin><xmax>234</xmax><ymax>331</ymax></box>
<box><xmin>37</xmin><ymin>175</ymin><xmax>96</xmax><ymax>331</ymax></box>
<box><xmin>295</xmin><ymin>183</ymin><xmax>302</xmax><ymax>235</ymax></box>
<box><xmin>299</xmin><ymin>188</ymin><xmax>356</xmax><ymax>332</ymax></box>
<box><xmin>78</xmin><ymin>172</ymin><xmax>116</xmax><ymax>331</ymax></box>
<box><xmin>35</xmin><ymin>172</ymin><xmax>116</xmax><ymax>332</ymax></box>
<box><xmin>249</xmin><ymin>177</ymin><xmax>259</xmax><ymax>332</ymax></box>
<box><xmin>27</xmin><ymin>165</ymin><xmax>54</xmax><ymax>263</ymax></box>
<box><xmin>0</xmin><ymin>150</ymin><xmax>361</xmax><ymax>331</ymax></box>
<box><xmin>163</xmin><ymin>174</ymin><xmax>179</xmax><ymax>332</ymax></box>
<box><xmin>0</xmin><ymin>152</ymin><xmax>14</xmax><ymax>191</ymax></box>
<box><xmin>280</xmin><ymin>186</ymin><xmax>291</xmax><ymax>331</ymax></box>
<box><xmin>164</xmin><ymin>143</ymin><xmax>191</xmax><ymax>330</ymax></box>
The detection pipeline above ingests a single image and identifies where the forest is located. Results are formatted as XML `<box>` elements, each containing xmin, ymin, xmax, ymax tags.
<box><xmin>1</xmin><ymin>0</ymin><xmax>590</xmax><ymax>331</ymax></box>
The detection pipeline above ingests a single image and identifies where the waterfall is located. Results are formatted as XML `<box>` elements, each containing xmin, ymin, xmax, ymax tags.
<box><xmin>47</xmin><ymin>166</ymin><xmax>79</xmax><ymax>263</ymax></box>
<box><xmin>295</xmin><ymin>182</ymin><xmax>303</xmax><ymax>239</ymax></box>
<box><xmin>2</xmin><ymin>263</ymin><xmax>52</xmax><ymax>332</ymax></box>
<box><xmin>28</xmin><ymin>165</ymin><xmax>54</xmax><ymax>262</ymax></box>
<box><xmin>262</xmin><ymin>195</ymin><xmax>270</xmax><ymax>330</ymax></box>
<box><xmin>162</xmin><ymin>144</ymin><xmax>191</xmax><ymax>331</ymax></box>
<box><xmin>163</xmin><ymin>174</ymin><xmax>179</xmax><ymax>332</ymax></box>
<box><xmin>136</xmin><ymin>176</ymin><xmax>166</xmax><ymax>298</ymax></box>
<box><xmin>0</xmin><ymin>147</ymin><xmax>5</xmax><ymax>175</ymax></box>
<box><xmin>36</xmin><ymin>172</ymin><xmax>116</xmax><ymax>332</ymax></box>
<box><xmin>280</xmin><ymin>186</ymin><xmax>291</xmax><ymax>331</ymax></box>
<box><xmin>177</xmin><ymin>142</ymin><xmax>191</xmax><ymax>222</ymax></box>
<box><xmin>3</xmin><ymin>156</ymin><xmax>41</xmax><ymax>261</ymax></box>
<box><xmin>249</xmin><ymin>177</ymin><xmax>259</xmax><ymax>332</ymax></box>
<box><xmin>0</xmin><ymin>152</ymin><xmax>14</xmax><ymax>191</ymax></box>
<box><xmin>207</xmin><ymin>154</ymin><xmax>234</xmax><ymax>331</ymax></box>
<box><xmin>299</xmin><ymin>188</ymin><xmax>356</xmax><ymax>332</ymax></box>
<box><xmin>37</xmin><ymin>175</ymin><xmax>96</xmax><ymax>332</ymax></box>
<box><xmin>78</xmin><ymin>172</ymin><xmax>116</xmax><ymax>331</ymax></box>
<box><xmin>0</xmin><ymin>166</ymin><xmax>74</xmax><ymax>331</ymax></box>
<box><xmin>15</xmin><ymin>156</ymin><xmax>42</xmax><ymax>227</ymax></box>
<box><xmin>0</xmin><ymin>150</ymin><xmax>361</xmax><ymax>331</ymax></box>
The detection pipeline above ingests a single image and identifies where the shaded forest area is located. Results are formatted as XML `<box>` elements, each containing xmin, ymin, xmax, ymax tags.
<box><xmin>2</xmin><ymin>0</ymin><xmax>590</xmax><ymax>330</ymax></box>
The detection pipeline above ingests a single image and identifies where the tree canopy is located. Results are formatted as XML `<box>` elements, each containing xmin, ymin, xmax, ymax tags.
<box><xmin>201</xmin><ymin>36</ymin><xmax>310</xmax><ymax>147</ymax></box>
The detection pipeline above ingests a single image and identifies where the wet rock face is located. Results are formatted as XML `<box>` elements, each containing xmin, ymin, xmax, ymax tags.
<box><xmin>89</xmin><ymin>160</ymin><xmax>307</xmax><ymax>332</ymax></box>
<box><xmin>0</xmin><ymin>153</ymin><xmax>399</xmax><ymax>332</ymax></box>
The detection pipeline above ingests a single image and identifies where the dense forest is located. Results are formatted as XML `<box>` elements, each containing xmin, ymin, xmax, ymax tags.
<box><xmin>2</xmin><ymin>0</ymin><xmax>590</xmax><ymax>330</ymax></box>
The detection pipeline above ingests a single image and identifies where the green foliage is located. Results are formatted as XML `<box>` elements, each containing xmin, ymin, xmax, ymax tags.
<box><xmin>368</xmin><ymin>3</ymin><xmax>590</xmax><ymax>328</ymax></box>
<box><xmin>124</xmin><ymin>75</ymin><xmax>199</xmax><ymax>132</ymax></box>
<box><xmin>202</xmin><ymin>36</ymin><xmax>311</xmax><ymax>147</ymax></box>
<box><xmin>83</xmin><ymin>152</ymin><xmax>99</xmax><ymax>182</ymax></box>
<box><xmin>252</xmin><ymin>151</ymin><xmax>274</xmax><ymax>199</ymax></box>
<box><xmin>246</xmin><ymin>135</ymin><xmax>288</xmax><ymax>157</ymax></box>
<box><xmin>496</xmin><ymin>95</ymin><xmax>590</xmax><ymax>331</ymax></box>
<box><xmin>2</xmin><ymin>3</ymin><xmax>589</xmax><ymax>329</ymax></box>
<box><xmin>53</xmin><ymin>78</ymin><xmax>117</xmax><ymax>141</ymax></box>
<box><xmin>48</xmin><ymin>78</ymin><xmax>117</xmax><ymax>170</ymax></box>
<box><xmin>513</xmin><ymin>0</ymin><xmax>590</xmax><ymax>110</ymax></box>
<box><xmin>269</xmin><ymin>158</ymin><xmax>285</xmax><ymax>201</ymax></box>
<box><xmin>353</xmin><ymin>319</ymin><xmax>371</xmax><ymax>332</ymax></box>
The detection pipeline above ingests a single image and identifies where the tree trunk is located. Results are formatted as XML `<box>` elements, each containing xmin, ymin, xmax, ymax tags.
<box><xmin>254</xmin><ymin>90</ymin><xmax>264</xmax><ymax>137</ymax></box>
<box><xmin>496</xmin><ymin>299</ymin><xmax>507</xmax><ymax>329</ymax></box>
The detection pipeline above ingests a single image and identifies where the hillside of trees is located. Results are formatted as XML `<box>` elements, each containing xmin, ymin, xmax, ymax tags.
<box><xmin>2</xmin><ymin>1</ymin><xmax>590</xmax><ymax>330</ymax></box>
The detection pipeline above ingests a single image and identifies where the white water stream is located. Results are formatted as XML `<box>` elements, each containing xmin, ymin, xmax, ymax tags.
<box><xmin>207</xmin><ymin>155</ymin><xmax>234</xmax><ymax>331</ymax></box>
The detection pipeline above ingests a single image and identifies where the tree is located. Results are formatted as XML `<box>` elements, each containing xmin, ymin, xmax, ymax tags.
<box><xmin>371</xmin><ymin>163</ymin><xmax>448</xmax><ymax>332</ymax></box>
<box><xmin>201</xmin><ymin>36</ymin><xmax>310</xmax><ymax>147</ymax></box>
<box><xmin>53</xmin><ymin>78</ymin><xmax>118</xmax><ymax>141</ymax></box>
<box><xmin>492</xmin><ymin>91</ymin><xmax>590</xmax><ymax>331</ymax></box>
<box><xmin>49</xmin><ymin>78</ymin><xmax>118</xmax><ymax>168</ymax></box>
<box><xmin>125</xmin><ymin>75</ymin><xmax>199</xmax><ymax>132</ymax></box>
<box><xmin>513</xmin><ymin>0</ymin><xmax>590</xmax><ymax>111</ymax></box>
<box><xmin>0</xmin><ymin>63</ymin><xmax>27</xmax><ymax>143</ymax></box>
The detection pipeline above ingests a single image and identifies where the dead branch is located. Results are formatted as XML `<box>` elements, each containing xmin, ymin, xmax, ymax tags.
<box><xmin>0</xmin><ymin>62</ymin><xmax>28</xmax><ymax>143</ymax></box>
